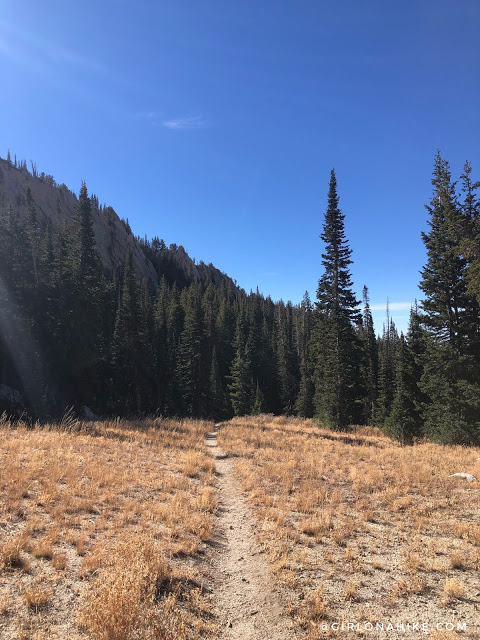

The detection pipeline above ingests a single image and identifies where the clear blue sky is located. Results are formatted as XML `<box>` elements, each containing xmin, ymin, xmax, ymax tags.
<box><xmin>2</xmin><ymin>0</ymin><xmax>480</xmax><ymax>334</ymax></box>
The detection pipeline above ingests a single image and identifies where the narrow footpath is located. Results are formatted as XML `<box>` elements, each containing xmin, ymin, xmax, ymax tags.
<box><xmin>205</xmin><ymin>425</ymin><xmax>298</xmax><ymax>640</ymax></box>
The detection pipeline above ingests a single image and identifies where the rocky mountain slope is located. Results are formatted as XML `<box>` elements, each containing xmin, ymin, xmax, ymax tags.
<box><xmin>0</xmin><ymin>155</ymin><xmax>235</xmax><ymax>290</ymax></box>
<box><xmin>0</xmin><ymin>157</ymin><xmax>158</xmax><ymax>282</ymax></box>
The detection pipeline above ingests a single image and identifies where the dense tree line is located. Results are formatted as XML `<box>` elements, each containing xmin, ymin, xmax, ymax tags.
<box><xmin>0</xmin><ymin>153</ymin><xmax>478</xmax><ymax>444</ymax></box>
<box><xmin>370</xmin><ymin>154</ymin><xmax>480</xmax><ymax>444</ymax></box>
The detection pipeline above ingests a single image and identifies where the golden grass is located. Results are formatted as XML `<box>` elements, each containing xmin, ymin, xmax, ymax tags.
<box><xmin>218</xmin><ymin>415</ymin><xmax>480</xmax><ymax>637</ymax></box>
<box><xmin>23</xmin><ymin>585</ymin><xmax>52</xmax><ymax>611</ymax></box>
<box><xmin>443</xmin><ymin>578</ymin><xmax>466</xmax><ymax>600</ymax></box>
<box><xmin>0</xmin><ymin>416</ymin><xmax>216</xmax><ymax>639</ymax></box>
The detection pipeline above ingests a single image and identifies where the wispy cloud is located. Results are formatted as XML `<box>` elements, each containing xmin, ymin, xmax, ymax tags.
<box><xmin>162</xmin><ymin>115</ymin><xmax>206</xmax><ymax>130</ymax></box>
<box><xmin>0</xmin><ymin>20</ymin><xmax>108</xmax><ymax>76</ymax></box>
<box><xmin>133</xmin><ymin>112</ymin><xmax>207</xmax><ymax>131</ymax></box>
<box><xmin>370</xmin><ymin>302</ymin><xmax>413</xmax><ymax>312</ymax></box>
<box><xmin>134</xmin><ymin>111</ymin><xmax>163</xmax><ymax>125</ymax></box>
<box><xmin>48</xmin><ymin>42</ymin><xmax>108</xmax><ymax>75</ymax></box>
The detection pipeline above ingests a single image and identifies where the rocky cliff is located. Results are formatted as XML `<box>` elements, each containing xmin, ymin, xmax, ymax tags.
<box><xmin>0</xmin><ymin>155</ymin><xmax>237</xmax><ymax>292</ymax></box>
<box><xmin>0</xmin><ymin>157</ymin><xmax>158</xmax><ymax>283</ymax></box>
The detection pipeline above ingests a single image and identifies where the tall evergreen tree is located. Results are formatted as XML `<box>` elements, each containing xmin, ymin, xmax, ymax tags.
<box><xmin>420</xmin><ymin>154</ymin><xmax>469</xmax><ymax>348</ymax></box>
<box><xmin>296</xmin><ymin>292</ymin><xmax>314</xmax><ymax>417</ymax></box>
<box><xmin>419</xmin><ymin>154</ymin><xmax>480</xmax><ymax>444</ymax></box>
<box><xmin>62</xmin><ymin>182</ymin><xmax>108</xmax><ymax>406</ymax></box>
<box><xmin>359</xmin><ymin>285</ymin><xmax>378</xmax><ymax>425</ymax></box>
<box><xmin>313</xmin><ymin>169</ymin><xmax>361</xmax><ymax>429</ymax></box>
<box><xmin>228</xmin><ymin>314</ymin><xmax>253</xmax><ymax>415</ymax></box>
<box><xmin>164</xmin><ymin>283</ymin><xmax>184</xmax><ymax>413</ymax></box>
<box><xmin>111</xmin><ymin>251</ymin><xmax>151</xmax><ymax>413</ymax></box>
<box><xmin>215</xmin><ymin>297</ymin><xmax>235</xmax><ymax>386</ymax></box>
<box><xmin>376</xmin><ymin>307</ymin><xmax>398</xmax><ymax>426</ymax></box>
<box><xmin>456</xmin><ymin>162</ymin><xmax>480</xmax><ymax>306</ymax></box>
<box><xmin>177</xmin><ymin>285</ymin><xmax>206</xmax><ymax>417</ymax></box>
<box><xmin>208</xmin><ymin>346</ymin><xmax>230</xmax><ymax>420</ymax></box>
<box><xmin>275</xmin><ymin>301</ymin><xmax>299</xmax><ymax>414</ymax></box>
<box><xmin>384</xmin><ymin>332</ymin><xmax>422</xmax><ymax>444</ymax></box>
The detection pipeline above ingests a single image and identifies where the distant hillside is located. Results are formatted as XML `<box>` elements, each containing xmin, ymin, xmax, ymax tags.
<box><xmin>0</xmin><ymin>155</ymin><xmax>236</xmax><ymax>291</ymax></box>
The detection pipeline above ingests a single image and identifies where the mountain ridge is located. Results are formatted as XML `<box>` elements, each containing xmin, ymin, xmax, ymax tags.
<box><xmin>0</xmin><ymin>154</ymin><xmax>237</xmax><ymax>292</ymax></box>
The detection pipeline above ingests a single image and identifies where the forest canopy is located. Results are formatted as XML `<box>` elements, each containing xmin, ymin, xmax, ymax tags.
<box><xmin>0</xmin><ymin>152</ymin><xmax>478</xmax><ymax>445</ymax></box>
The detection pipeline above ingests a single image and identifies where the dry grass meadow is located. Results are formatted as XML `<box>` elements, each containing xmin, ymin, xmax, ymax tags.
<box><xmin>0</xmin><ymin>416</ymin><xmax>217</xmax><ymax>640</ymax></box>
<box><xmin>218</xmin><ymin>416</ymin><xmax>480</xmax><ymax>639</ymax></box>
<box><xmin>1</xmin><ymin>413</ymin><xmax>479</xmax><ymax>640</ymax></box>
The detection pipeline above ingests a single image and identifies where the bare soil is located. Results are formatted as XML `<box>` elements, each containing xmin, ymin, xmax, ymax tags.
<box><xmin>205</xmin><ymin>425</ymin><xmax>299</xmax><ymax>640</ymax></box>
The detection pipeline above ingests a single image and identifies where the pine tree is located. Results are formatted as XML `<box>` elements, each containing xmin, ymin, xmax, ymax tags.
<box><xmin>420</xmin><ymin>341</ymin><xmax>480</xmax><ymax>444</ymax></box>
<box><xmin>420</xmin><ymin>154</ymin><xmax>469</xmax><ymax>348</ymax></box>
<box><xmin>295</xmin><ymin>292</ymin><xmax>314</xmax><ymax>417</ymax></box>
<box><xmin>406</xmin><ymin>302</ymin><xmax>427</xmax><ymax>426</ymax></box>
<box><xmin>455</xmin><ymin>162</ymin><xmax>480</xmax><ymax>305</ymax></box>
<box><xmin>61</xmin><ymin>182</ymin><xmax>108</xmax><ymax>406</ymax></box>
<box><xmin>246</xmin><ymin>293</ymin><xmax>264</xmax><ymax>397</ymax></box>
<box><xmin>359</xmin><ymin>285</ymin><xmax>378</xmax><ymax>425</ymax></box>
<box><xmin>314</xmin><ymin>169</ymin><xmax>361</xmax><ymax>429</ymax></box>
<box><xmin>275</xmin><ymin>301</ymin><xmax>299</xmax><ymax>414</ymax></box>
<box><xmin>384</xmin><ymin>332</ymin><xmax>422</xmax><ymax>444</ymax></box>
<box><xmin>111</xmin><ymin>251</ymin><xmax>151</xmax><ymax>412</ymax></box>
<box><xmin>215</xmin><ymin>297</ymin><xmax>235</xmax><ymax>385</ymax></box>
<box><xmin>139</xmin><ymin>278</ymin><xmax>156</xmax><ymax>410</ymax></box>
<box><xmin>456</xmin><ymin>162</ymin><xmax>480</xmax><ymax>351</ymax></box>
<box><xmin>376</xmin><ymin>306</ymin><xmax>398</xmax><ymax>426</ymax></box>
<box><xmin>253</xmin><ymin>298</ymin><xmax>277</xmax><ymax>413</ymax></box>
<box><xmin>177</xmin><ymin>286</ymin><xmax>206</xmax><ymax>417</ymax></box>
<box><xmin>153</xmin><ymin>277</ymin><xmax>169</xmax><ymax>413</ymax></box>
<box><xmin>229</xmin><ymin>314</ymin><xmax>252</xmax><ymax>415</ymax></box>
<box><xmin>419</xmin><ymin>154</ymin><xmax>480</xmax><ymax>444</ymax></box>
<box><xmin>165</xmin><ymin>283</ymin><xmax>184</xmax><ymax>413</ymax></box>
<box><xmin>208</xmin><ymin>346</ymin><xmax>230</xmax><ymax>420</ymax></box>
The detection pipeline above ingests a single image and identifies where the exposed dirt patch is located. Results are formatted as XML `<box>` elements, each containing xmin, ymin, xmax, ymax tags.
<box><xmin>206</xmin><ymin>426</ymin><xmax>299</xmax><ymax>640</ymax></box>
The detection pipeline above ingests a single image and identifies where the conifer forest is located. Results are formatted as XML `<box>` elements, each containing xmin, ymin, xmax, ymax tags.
<box><xmin>0</xmin><ymin>152</ymin><xmax>479</xmax><ymax>445</ymax></box>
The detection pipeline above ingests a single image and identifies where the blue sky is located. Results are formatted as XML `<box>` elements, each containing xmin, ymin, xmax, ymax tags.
<box><xmin>2</xmin><ymin>0</ymin><xmax>480</xmax><ymax>334</ymax></box>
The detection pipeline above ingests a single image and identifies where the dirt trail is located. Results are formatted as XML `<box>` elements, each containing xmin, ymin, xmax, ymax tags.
<box><xmin>205</xmin><ymin>425</ymin><xmax>298</xmax><ymax>640</ymax></box>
